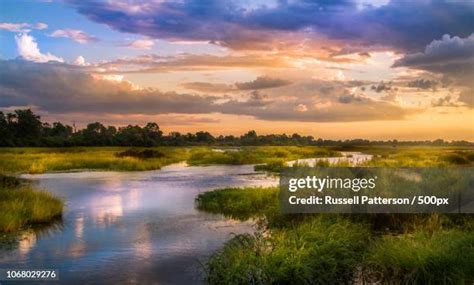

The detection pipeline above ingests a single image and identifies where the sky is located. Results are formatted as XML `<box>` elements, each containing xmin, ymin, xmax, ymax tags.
<box><xmin>0</xmin><ymin>0</ymin><xmax>473</xmax><ymax>140</ymax></box>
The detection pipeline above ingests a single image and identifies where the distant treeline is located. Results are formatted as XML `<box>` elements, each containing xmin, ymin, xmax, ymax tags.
<box><xmin>0</xmin><ymin>109</ymin><xmax>472</xmax><ymax>147</ymax></box>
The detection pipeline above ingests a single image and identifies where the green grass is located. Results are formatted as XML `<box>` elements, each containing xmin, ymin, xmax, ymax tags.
<box><xmin>0</xmin><ymin>175</ymin><xmax>63</xmax><ymax>232</ymax></box>
<box><xmin>188</xmin><ymin>146</ymin><xmax>340</xmax><ymax>166</ymax></box>
<box><xmin>1</xmin><ymin>146</ymin><xmax>471</xmax><ymax>174</ymax></box>
<box><xmin>206</xmin><ymin>215</ymin><xmax>371</xmax><ymax>285</ymax></box>
<box><xmin>196</xmin><ymin>187</ymin><xmax>279</xmax><ymax>221</ymax></box>
<box><xmin>197</xmin><ymin>186</ymin><xmax>474</xmax><ymax>284</ymax></box>
<box><xmin>363</xmin><ymin>229</ymin><xmax>474</xmax><ymax>284</ymax></box>
<box><xmin>351</xmin><ymin>146</ymin><xmax>474</xmax><ymax>167</ymax></box>
<box><xmin>0</xmin><ymin>147</ymin><xmax>189</xmax><ymax>174</ymax></box>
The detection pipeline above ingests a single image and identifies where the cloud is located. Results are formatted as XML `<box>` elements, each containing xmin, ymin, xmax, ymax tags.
<box><xmin>294</xmin><ymin>104</ymin><xmax>308</xmax><ymax>112</ymax></box>
<box><xmin>0</xmin><ymin>22</ymin><xmax>48</xmax><ymax>33</ymax></box>
<box><xmin>393</xmin><ymin>34</ymin><xmax>474</xmax><ymax>68</ymax></box>
<box><xmin>394</xmin><ymin>34</ymin><xmax>474</xmax><ymax>107</ymax></box>
<box><xmin>50</xmin><ymin>29</ymin><xmax>98</xmax><ymax>44</ymax></box>
<box><xmin>74</xmin><ymin>55</ymin><xmax>87</xmax><ymax>66</ymax></box>
<box><xmin>97</xmin><ymin>53</ymin><xmax>291</xmax><ymax>73</ymax></box>
<box><xmin>66</xmin><ymin>0</ymin><xmax>474</xmax><ymax>52</ymax></box>
<box><xmin>370</xmin><ymin>81</ymin><xmax>392</xmax><ymax>93</ymax></box>
<box><xmin>0</xmin><ymin>22</ymin><xmax>31</xmax><ymax>33</ymax></box>
<box><xmin>34</xmin><ymin>22</ymin><xmax>48</xmax><ymax>30</ymax></box>
<box><xmin>15</xmin><ymin>33</ymin><xmax>64</xmax><ymax>63</ymax></box>
<box><xmin>0</xmin><ymin>60</ymin><xmax>412</xmax><ymax>122</ymax></box>
<box><xmin>181</xmin><ymin>82</ymin><xmax>235</xmax><ymax>93</ymax></box>
<box><xmin>408</xmin><ymin>79</ymin><xmax>437</xmax><ymax>90</ymax></box>
<box><xmin>182</xmin><ymin>76</ymin><xmax>292</xmax><ymax>93</ymax></box>
<box><xmin>235</xmin><ymin>76</ymin><xmax>291</xmax><ymax>90</ymax></box>
<box><xmin>124</xmin><ymin>39</ymin><xmax>154</xmax><ymax>49</ymax></box>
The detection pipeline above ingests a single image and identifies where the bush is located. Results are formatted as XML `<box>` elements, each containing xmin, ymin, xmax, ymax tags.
<box><xmin>115</xmin><ymin>148</ymin><xmax>165</xmax><ymax>159</ymax></box>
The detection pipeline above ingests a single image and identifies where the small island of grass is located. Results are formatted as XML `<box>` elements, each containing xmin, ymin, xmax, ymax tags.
<box><xmin>0</xmin><ymin>175</ymin><xmax>63</xmax><ymax>232</ymax></box>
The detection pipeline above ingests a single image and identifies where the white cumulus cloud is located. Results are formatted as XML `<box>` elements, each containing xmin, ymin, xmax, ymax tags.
<box><xmin>73</xmin><ymin>55</ymin><xmax>87</xmax><ymax>66</ymax></box>
<box><xmin>15</xmin><ymin>33</ymin><xmax>64</xmax><ymax>63</ymax></box>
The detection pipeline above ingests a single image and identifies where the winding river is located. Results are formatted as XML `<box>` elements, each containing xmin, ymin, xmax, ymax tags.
<box><xmin>0</xmin><ymin>152</ymin><xmax>371</xmax><ymax>284</ymax></box>
<box><xmin>0</xmin><ymin>164</ymin><xmax>277</xmax><ymax>284</ymax></box>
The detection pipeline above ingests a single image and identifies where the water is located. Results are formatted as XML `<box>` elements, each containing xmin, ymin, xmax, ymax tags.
<box><xmin>287</xmin><ymin>152</ymin><xmax>373</xmax><ymax>167</ymax></box>
<box><xmin>0</xmin><ymin>163</ymin><xmax>277</xmax><ymax>284</ymax></box>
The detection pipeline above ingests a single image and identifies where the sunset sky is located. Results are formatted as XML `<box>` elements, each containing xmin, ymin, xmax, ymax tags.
<box><xmin>0</xmin><ymin>0</ymin><xmax>473</xmax><ymax>140</ymax></box>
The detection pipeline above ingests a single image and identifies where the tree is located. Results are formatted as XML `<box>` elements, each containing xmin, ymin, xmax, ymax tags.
<box><xmin>195</xmin><ymin>131</ymin><xmax>215</xmax><ymax>144</ymax></box>
<box><xmin>8</xmin><ymin>109</ymin><xmax>43</xmax><ymax>145</ymax></box>
<box><xmin>0</xmin><ymin>112</ymin><xmax>13</xmax><ymax>146</ymax></box>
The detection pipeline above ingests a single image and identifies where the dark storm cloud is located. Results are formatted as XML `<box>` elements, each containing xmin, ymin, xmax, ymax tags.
<box><xmin>66</xmin><ymin>0</ymin><xmax>474</xmax><ymax>51</ymax></box>
<box><xmin>394</xmin><ymin>34</ymin><xmax>474</xmax><ymax>107</ymax></box>
<box><xmin>393</xmin><ymin>34</ymin><xmax>474</xmax><ymax>69</ymax></box>
<box><xmin>408</xmin><ymin>79</ymin><xmax>438</xmax><ymax>90</ymax></box>
<box><xmin>0</xmin><ymin>60</ymin><xmax>411</xmax><ymax>122</ymax></box>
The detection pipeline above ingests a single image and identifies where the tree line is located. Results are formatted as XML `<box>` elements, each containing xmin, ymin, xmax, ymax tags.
<box><xmin>0</xmin><ymin>109</ymin><xmax>471</xmax><ymax>147</ymax></box>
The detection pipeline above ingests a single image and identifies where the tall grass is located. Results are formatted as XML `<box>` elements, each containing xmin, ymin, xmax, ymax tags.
<box><xmin>363</xmin><ymin>229</ymin><xmax>474</xmax><ymax>284</ymax></box>
<box><xmin>0</xmin><ymin>175</ymin><xmax>63</xmax><ymax>232</ymax></box>
<box><xmin>206</xmin><ymin>216</ymin><xmax>370</xmax><ymax>284</ymax></box>
<box><xmin>196</xmin><ymin>187</ymin><xmax>278</xmax><ymax>220</ymax></box>
<box><xmin>188</xmin><ymin>146</ymin><xmax>340</xmax><ymax>166</ymax></box>
<box><xmin>197</xmin><ymin>186</ymin><xmax>474</xmax><ymax>284</ymax></box>
<box><xmin>356</xmin><ymin>146</ymin><xmax>474</xmax><ymax>167</ymax></box>
<box><xmin>0</xmin><ymin>147</ymin><xmax>189</xmax><ymax>174</ymax></box>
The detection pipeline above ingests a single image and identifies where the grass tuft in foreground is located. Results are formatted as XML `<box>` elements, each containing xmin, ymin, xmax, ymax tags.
<box><xmin>197</xmin><ymin>187</ymin><xmax>474</xmax><ymax>284</ymax></box>
<box><xmin>363</xmin><ymin>229</ymin><xmax>474</xmax><ymax>284</ymax></box>
<box><xmin>206</xmin><ymin>216</ymin><xmax>370</xmax><ymax>284</ymax></box>
<box><xmin>0</xmin><ymin>175</ymin><xmax>63</xmax><ymax>232</ymax></box>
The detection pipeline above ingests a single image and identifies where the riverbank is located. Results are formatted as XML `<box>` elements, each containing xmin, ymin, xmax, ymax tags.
<box><xmin>0</xmin><ymin>146</ymin><xmax>340</xmax><ymax>174</ymax></box>
<box><xmin>0</xmin><ymin>175</ymin><xmax>63</xmax><ymax>232</ymax></box>
<box><xmin>1</xmin><ymin>146</ymin><xmax>472</xmax><ymax>174</ymax></box>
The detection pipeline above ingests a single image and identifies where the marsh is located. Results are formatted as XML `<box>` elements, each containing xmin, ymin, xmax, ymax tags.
<box><xmin>0</xmin><ymin>164</ymin><xmax>277</xmax><ymax>284</ymax></box>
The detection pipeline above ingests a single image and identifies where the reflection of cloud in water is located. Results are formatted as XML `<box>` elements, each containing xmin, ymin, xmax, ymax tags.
<box><xmin>287</xmin><ymin>152</ymin><xmax>373</xmax><ymax>166</ymax></box>
<box><xmin>91</xmin><ymin>194</ymin><xmax>123</xmax><ymax>227</ymax></box>
<box><xmin>127</xmin><ymin>187</ymin><xmax>140</xmax><ymax>210</ymax></box>
<box><xmin>133</xmin><ymin>222</ymin><xmax>153</xmax><ymax>261</ymax></box>
<box><xmin>75</xmin><ymin>214</ymin><xmax>84</xmax><ymax>239</ymax></box>
<box><xmin>68</xmin><ymin>241</ymin><xmax>86</xmax><ymax>258</ymax></box>
<box><xmin>18</xmin><ymin>230</ymin><xmax>37</xmax><ymax>257</ymax></box>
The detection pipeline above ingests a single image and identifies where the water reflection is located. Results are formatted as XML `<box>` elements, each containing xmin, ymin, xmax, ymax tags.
<box><xmin>1</xmin><ymin>164</ymin><xmax>277</xmax><ymax>284</ymax></box>
<box><xmin>287</xmin><ymin>151</ymin><xmax>373</xmax><ymax>166</ymax></box>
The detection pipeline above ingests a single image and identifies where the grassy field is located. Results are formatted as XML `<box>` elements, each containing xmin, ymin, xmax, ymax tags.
<box><xmin>0</xmin><ymin>146</ymin><xmax>340</xmax><ymax>174</ymax></box>
<box><xmin>196</xmin><ymin>146</ymin><xmax>474</xmax><ymax>284</ymax></box>
<box><xmin>0</xmin><ymin>147</ymin><xmax>190</xmax><ymax>174</ymax></box>
<box><xmin>1</xmin><ymin>145</ymin><xmax>472</xmax><ymax>174</ymax></box>
<box><xmin>188</xmin><ymin>146</ymin><xmax>340</xmax><ymax>166</ymax></box>
<box><xmin>0</xmin><ymin>175</ymin><xmax>63</xmax><ymax>232</ymax></box>
<box><xmin>343</xmin><ymin>145</ymin><xmax>474</xmax><ymax>167</ymax></box>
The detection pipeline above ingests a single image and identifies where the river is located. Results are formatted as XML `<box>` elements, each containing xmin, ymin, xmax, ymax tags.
<box><xmin>0</xmin><ymin>163</ymin><xmax>277</xmax><ymax>284</ymax></box>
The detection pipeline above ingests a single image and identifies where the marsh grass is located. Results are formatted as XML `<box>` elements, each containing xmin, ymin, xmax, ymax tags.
<box><xmin>0</xmin><ymin>147</ymin><xmax>189</xmax><ymax>174</ymax></box>
<box><xmin>196</xmin><ymin>187</ymin><xmax>279</xmax><ymax>220</ymax></box>
<box><xmin>197</xmin><ymin>186</ymin><xmax>474</xmax><ymax>284</ymax></box>
<box><xmin>351</xmin><ymin>146</ymin><xmax>474</xmax><ymax>167</ymax></box>
<box><xmin>0</xmin><ymin>175</ymin><xmax>63</xmax><ymax>232</ymax></box>
<box><xmin>363</xmin><ymin>229</ymin><xmax>474</xmax><ymax>284</ymax></box>
<box><xmin>206</xmin><ymin>215</ymin><xmax>371</xmax><ymax>285</ymax></box>
<box><xmin>188</xmin><ymin>146</ymin><xmax>340</xmax><ymax>166</ymax></box>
